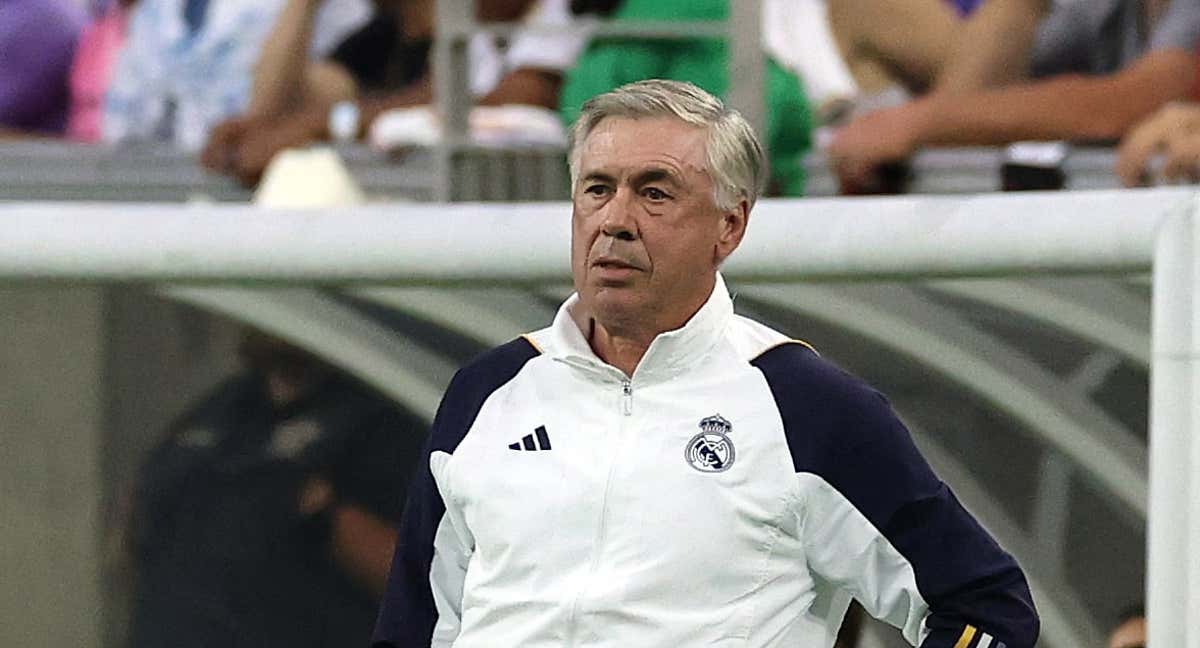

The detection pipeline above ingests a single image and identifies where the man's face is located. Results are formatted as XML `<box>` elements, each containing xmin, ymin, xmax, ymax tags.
<box><xmin>571</xmin><ymin>116</ymin><xmax>745</xmax><ymax>333</ymax></box>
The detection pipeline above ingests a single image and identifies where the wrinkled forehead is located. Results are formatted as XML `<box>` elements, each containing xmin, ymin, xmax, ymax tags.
<box><xmin>578</xmin><ymin>116</ymin><xmax>712</xmax><ymax>180</ymax></box>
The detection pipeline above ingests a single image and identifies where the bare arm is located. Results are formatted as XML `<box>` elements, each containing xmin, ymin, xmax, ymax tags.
<box><xmin>477</xmin><ymin>67</ymin><xmax>562</xmax><ymax>109</ymax></box>
<box><xmin>830</xmin><ymin>49</ymin><xmax>1198</xmax><ymax>185</ymax></box>
<box><xmin>920</xmin><ymin>49</ymin><xmax>1197</xmax><ymax>143</ymax></box>
<box><xmin>331</xmin><ymin>503</ymin><xmax>399</xmax><ymax>598</ymax></box>
<box><xmin>207</xmin><ymin>63</ymin><xmax>560</xmax><ymax>185</ymax></box>
<box><xmin>248</xmin><ymin>0</ymin><xmax>356</xmax><ymax>118</ymax></box>
<box><xmin>935</xmin><ymin>0</ymin><xmax>1049</xmax><ymax>92</ymax></box>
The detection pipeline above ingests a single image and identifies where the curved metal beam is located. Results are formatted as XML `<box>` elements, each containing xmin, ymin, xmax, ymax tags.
<box><xmin>909</xmin><ymin>425</ymin><xmax>1099</xmax><ymax>648</ymax></box>
<box><xmin>739</xmin><ymin>284</ymin><xmax>1147</xmax><ymax>518</ymax></box>
<box><xmin>159</xmin><ymin>286</ymin><xmax>455</xmax><ymax>422</ymax></box>
<box><xmin>351</xmin><ymin>287</ymin><xmax>555</xmax><ymax>347</ymax></box>
<box><xmin>924</xmin><ymin>278</ymin><xmax>1150</xmax><ymax>366</ymax></box>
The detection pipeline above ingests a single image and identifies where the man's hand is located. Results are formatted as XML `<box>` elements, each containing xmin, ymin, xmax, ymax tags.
<box><xmin>827</xmin><ymin>102</ymin><xmax>927</xmax><ymax>193</ymax></box>
<box><xmin>1116</xmin><ymin>102</ymin><xmax>1200</xmax><ymax>186</ymax></box>
<box><xmin>200</xmin><ymin>115</ymin><xmax>254</xmax><ymax>175</ymax></box>
<box><xmin>199</xmin><ymin>107</ymin><xmax>329</xmax><ymax>187</ymax></box>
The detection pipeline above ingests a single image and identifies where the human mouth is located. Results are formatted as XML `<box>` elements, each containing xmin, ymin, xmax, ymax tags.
<box><xmin>592</xmin><ymin>256</ymin><xmax>641</xmax><ymax>270</ymax></box>
<box><xmin>591</xmin><ymin>256</ymin><xmax>642</xmax><ymax>279</ymax></box>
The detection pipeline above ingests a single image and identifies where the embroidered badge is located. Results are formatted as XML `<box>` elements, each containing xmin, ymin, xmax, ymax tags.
<box><xmin>685</xmin><ymin>414</ymin><xmax>735</xmax><ymax>473</ymax></box>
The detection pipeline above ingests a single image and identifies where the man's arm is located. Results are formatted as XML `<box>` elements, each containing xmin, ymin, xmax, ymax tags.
<box><xmin>830</xmin><ymin>48</ymin><xmax>1198</xmax><ymax>187</ymax></box>
<box><xmin>374</xmin><ymin>338</ymin><xmax>540</xmax><ymax>648</ymax></box>
<box><xmin>206</xmin><ymin>64</ymin><xmax>561</xmax><ymax>187</ymax></box>
<box><xmin>331</xmin><ymin>504</ymin><xmax>399</xmax><ymax>598</ymax></box>
<box><xmin>935</xmin><ymin>0</ymin><xmax>1049</xmax><ymax>93</ymax></box>
<box><xmin>753</xmin><ymin>345</ymin><xmax>1039</xmax><ymax>648</ymax></box>
<box><xmin>247</xmin><ymin>0</ymin><xmax>358</xmax><ymax>119</ymax></box>
<box><xmin>373</xmin><ymin>440</ymin><xmax>472</xmax><ymax>648</ymax></box>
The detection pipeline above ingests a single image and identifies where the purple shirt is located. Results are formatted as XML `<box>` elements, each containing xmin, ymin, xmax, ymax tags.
<box><xmin>0</xmin><ymin>0</ymin><xmax>84</xmax><ymax>133</ymax></box>
<box><xmin>950</xmin><ymin>0</ymin><xmax>984</xmax><ymax>17</ymax></box>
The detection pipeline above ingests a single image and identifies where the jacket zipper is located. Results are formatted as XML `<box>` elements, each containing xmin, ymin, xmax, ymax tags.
<box><xmin>621</xmin><ymin>379</ymin><xmax>633</xmax><ymax>416</ymax></box>
<box><xmin>565</xmin><ymin>378</ymin><xmax>631</xmax><ymax>645</ymax></box>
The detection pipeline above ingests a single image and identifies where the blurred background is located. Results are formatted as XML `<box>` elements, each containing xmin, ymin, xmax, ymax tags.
<box><xmin>3</xmin><ymin>0</ymin><xmax>1192</xmax><ymax>647</ymax></box>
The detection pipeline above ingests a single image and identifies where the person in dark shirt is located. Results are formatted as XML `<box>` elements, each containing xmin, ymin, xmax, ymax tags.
<box><xmin>201</xmin><ymin>0</ymin><xmax>577</xmax><ymax>186</ymax></box>
<box><xmin>126</xmin><ymin>331</ymin><xmax>426</xmax><ymax>648</ymax></box>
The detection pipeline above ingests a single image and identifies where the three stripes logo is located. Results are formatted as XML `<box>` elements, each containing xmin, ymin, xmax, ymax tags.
<box><xmin>509</xmin><ymin>426</ymin><xmax>552</xmax><ymax>451</ymax></box>
<box><xmin>953</xmin><ymin>625</ymin><xmax>1005</xmax><ymax>648</ymax></box>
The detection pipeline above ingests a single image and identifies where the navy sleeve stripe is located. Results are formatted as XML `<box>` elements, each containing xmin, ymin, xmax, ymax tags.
<box><xmin>372</xmin><ymin>337</ymin><xmax>541</xmax><ymax>648</ymax></box>
<box><xmin>429</xmin><ymin>336</ymin><xmax>542</xmax><ymax>455</ymax></box>
<box><xmin>751</xmin><ymin>344</ymin><xmax>1038</xmax><ymax>648</ymax></box>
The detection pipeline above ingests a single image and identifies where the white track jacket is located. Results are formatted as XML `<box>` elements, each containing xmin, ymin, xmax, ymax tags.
<box><xmin>374</xmin><ymin>275</ymin><xmax>1038</xmax><ymax>648</ymax></box>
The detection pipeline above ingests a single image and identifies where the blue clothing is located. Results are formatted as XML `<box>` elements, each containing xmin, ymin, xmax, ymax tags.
<box><xmin>103</xmin><ymin>0</ymin><xmax>368</xmax><ymax>149</ymax></box>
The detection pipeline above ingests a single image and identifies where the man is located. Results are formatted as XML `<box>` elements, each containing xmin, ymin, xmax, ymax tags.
<box><xmin>201</xmin><ymin>0</ymin><xmax>584</xmax><ymax>186</ymax></box>
<box><xmin>827</xmin><ymin>0</ymin><xmax>1200</xmax><ymax>192</ymax></box>
<box><xmin>126</xmin><ymin>331</ymin><xmax>424</xmax><ymax>648</ymax></box>
<box><xmin>557</xmin><ymin>0</ymin><xmax>816</xmax><ymax>196</ymax></box>
<box><xmin>373</xmin><ymin>79</ymin><xmax>1039</xmax><ymax>648</ymax></box>
<box><xmin>102</xmin><ymin>0</ymin><xmax>368</xmax><ymax>151</ymax></box>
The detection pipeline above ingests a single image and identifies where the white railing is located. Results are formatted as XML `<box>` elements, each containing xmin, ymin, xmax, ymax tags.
<box><xmin>1</xmin><ymin>189</ymin><xmax>1196</xmax><ymax>648</ymax></box>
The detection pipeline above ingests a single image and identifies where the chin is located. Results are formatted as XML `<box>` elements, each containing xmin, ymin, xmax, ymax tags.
<box><xmin>587</xmin><ymin>288</ymin><xmax>647</xmax><ymax>322</ymax></box>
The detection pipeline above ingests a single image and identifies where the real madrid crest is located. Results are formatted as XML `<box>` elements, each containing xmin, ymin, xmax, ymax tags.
<box><xmin>685</xmin><ymin>414</ymin><xmax>735</xmax><ymax>473</ymax></box>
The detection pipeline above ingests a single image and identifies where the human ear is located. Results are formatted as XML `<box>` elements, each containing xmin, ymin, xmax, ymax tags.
<box><xmin>714</xmin><ymin>200</ymin><xmax>749</xmax><ymax>264</ymax></box>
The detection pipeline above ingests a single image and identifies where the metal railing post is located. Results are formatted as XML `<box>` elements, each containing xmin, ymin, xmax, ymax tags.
<box><xmin>1147</xmin><ymin>192</ymin><xmax>1200</xmax><ymax>648</ymax></box>
<box><xmin>433</xmin><ymin>0</ymin><xmax>475</xmax><ymax>202</ymax></box>
<box><xmin>727</xmin><ymin>1</ymin><xmax>765</xmax><ymax>140</ymax></box>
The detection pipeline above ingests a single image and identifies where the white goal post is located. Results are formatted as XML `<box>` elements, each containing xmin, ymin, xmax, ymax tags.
<box><xmin>1</xmin><ymin>188</ymin><xmax>1196</xmax><ymax>648</ymax></box>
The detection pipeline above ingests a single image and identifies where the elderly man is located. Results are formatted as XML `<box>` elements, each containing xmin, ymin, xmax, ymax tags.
<box><xmin>372</xmin><ymin>79</ymin><xmax>1039</xmax><ymax>648</ymax></box>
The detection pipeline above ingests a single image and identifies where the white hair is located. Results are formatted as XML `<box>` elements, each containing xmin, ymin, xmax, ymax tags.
<box><xmin>566</xmin><ymin>79</ymin><xmax>767</xmax><ymax>212</ymax></box>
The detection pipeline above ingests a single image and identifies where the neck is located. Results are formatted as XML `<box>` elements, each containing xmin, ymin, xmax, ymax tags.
<box><xmin>585</xmin><ymin>317</ymin><xmax>654</xmax><ymax>377</ymax></box>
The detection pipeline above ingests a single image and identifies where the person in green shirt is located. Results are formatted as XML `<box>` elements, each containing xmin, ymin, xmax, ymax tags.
<box><xmin>560</xmin><ymin>0</ymin><xmax>813</xmax><ymax>195</ymax></box>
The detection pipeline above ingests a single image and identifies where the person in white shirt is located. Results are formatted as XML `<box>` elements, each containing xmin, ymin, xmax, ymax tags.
<box><xmin>372</xmin><ymin>79</ymin><xmax>1039</xmax><ymax>648</ymax></box>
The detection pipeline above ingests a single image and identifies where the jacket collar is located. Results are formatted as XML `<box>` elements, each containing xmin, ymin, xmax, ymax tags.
<box><xmin>547</xmin><ymin>273</ymin><xmax>734</xmax><ymax>384</ymax></box>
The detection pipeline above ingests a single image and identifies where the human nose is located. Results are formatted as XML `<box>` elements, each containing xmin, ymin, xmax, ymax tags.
<box><xmin>599</xmin><ymin>187</ymin><xmax>638</xmax><ymax>242</ymax></box>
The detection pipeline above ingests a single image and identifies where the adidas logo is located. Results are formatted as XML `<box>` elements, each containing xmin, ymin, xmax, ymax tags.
<box><xmin>509</xmin><ymin>426</ymin><xmax>552</xmax><ymax>451</ymax></box>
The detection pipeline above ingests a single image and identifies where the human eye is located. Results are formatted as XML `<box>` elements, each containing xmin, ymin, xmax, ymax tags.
<box><xmin>583</xmin><ymin>183</ymin><xmax>611</xmax><ymax>197</ymax></box>
<box><xmin>643</xmin><ymin>186</ymin><xmax>672</xmax><ymax>201</ymax></box>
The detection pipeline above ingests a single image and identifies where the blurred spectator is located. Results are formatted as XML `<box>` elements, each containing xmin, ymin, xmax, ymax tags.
<box><xmin>0</xmin><ymin>0</ymin><xmax>84</xmax><ymax>136</ymax></box>
<box><xmin>1117</xmin><ymin>101</ymin><xmax>1200</xmax><ymax>185</ymax></box>
<box><xmin>559</xmin><ymin>0</ymin><xmax>813</xmax><ymax>195</ymax></box>
<box><xmin>123</xmin><ymin>330</ymin><xmax>425</xmax><ymax>648</ymax></box>
<box><xmin>202</xmin><ymin>0</ymin><xmax>586</xmax><ymax>186</ymax></box>
<box><xmin>828</xmin><ymin>0</ymin><xmax>1200</xmax><ymax>193</ymax></box>
<box><xmin>65</xmin><ymin>0</ymin><xmax>134</xmax><ymax>143</ymax></box>
<box><xmin>1107</xmin><ymin>605</ymin><xmax>1146</xmax><ymax>648</ymax></box>
<box><xmin>103</xmin><ymin>0</ymin><xmax>370</xmax><ymax>151</ymax></box>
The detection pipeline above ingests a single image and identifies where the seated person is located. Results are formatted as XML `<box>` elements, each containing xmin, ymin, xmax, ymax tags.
<box><xmin>124</xmin><ymin>330</ymin><xmax>426</xmax><ymax>648</ymax></box>
<box><xmin>202</xmin><ymin>0</ymin><xmax>586</xmax><ymax>186</ymax></box>
<box><xmin>0</xmin><ymin>0</ymin><xmax>84</xmax><ymax>137</ymax></box>
<box><xmin>558</xmin><ymin>0</ymin><xmax>814</xmax><ymax>196</ymax></box>
<box><xmin>826</xmin><ymin>0</ymin><xmax>1200</xmax><ymax>193</ymax></box>
<box><xmin>102</xmin><ymin>0</ymin><xmax>369</xmax><ymax>151</ymax></box>
<box><xmin>64</xmin><ymin>0</ymin><xmax>134</xmax><ymax>143</ymax></box>
<box><xmin>1117</xmin><ymin>100</ymin><xmax>1200</xmax><ymax>185</ymax></box>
